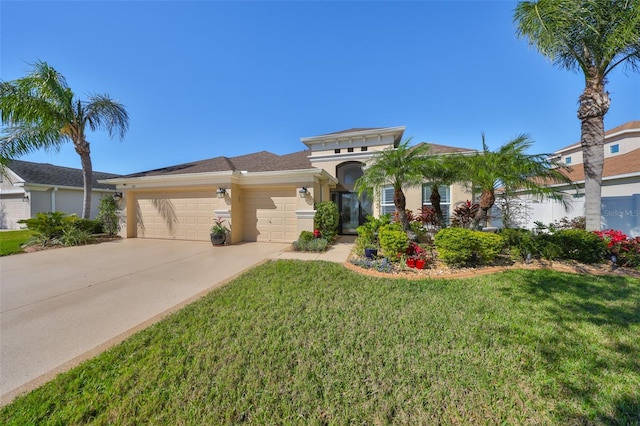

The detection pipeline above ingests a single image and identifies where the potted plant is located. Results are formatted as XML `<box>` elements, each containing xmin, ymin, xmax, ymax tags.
<box><xmin>210</xmin><ymin>218</ymin><xmax>230</xmax><ymax>246</ymax></box>
<box><xmin>364</xmin><ymin>243</ymin><xmax>378</xmax><ymax>259</ymax></box>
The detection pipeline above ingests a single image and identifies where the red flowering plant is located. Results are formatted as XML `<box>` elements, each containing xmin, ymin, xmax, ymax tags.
<box><xmin>405</xmin><ymin>241</ymin><xmax>431</xmax><ymax>261</ymax></box>
<box><xmin>593</xmin><ymin>229</ymin><xmax>640</xmax><ymax>268</ymax></box>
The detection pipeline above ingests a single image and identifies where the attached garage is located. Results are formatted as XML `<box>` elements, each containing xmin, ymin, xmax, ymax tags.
<box><xmin>243</xmin><ymin>188</ymin><xmax>298</xmax><ymax>242</ymax></box>
<box><xmin>136</xmin><ymin>190</ymin><xmax>217</xmax><ymax>241</ymax></box>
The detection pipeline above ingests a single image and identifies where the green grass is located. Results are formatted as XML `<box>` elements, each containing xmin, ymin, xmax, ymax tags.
<box><xmin>1</xmin><ymin>260</ymin><xmax>639</xmax><ymax>424</ymax></box>
<box><xmin>0</xmin><ymin>230</ymin><xmax>33</xmax><ymax>256</ymax></box>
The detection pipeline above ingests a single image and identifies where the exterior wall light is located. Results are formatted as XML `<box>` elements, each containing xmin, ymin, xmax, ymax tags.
<box><xmin>299</xmin><ymin>187</ymin><xmax>308</xmax><ymax>198</ymax></box>
<box><xmin>113</xmin><ymin>192</ymin><xmax>123</xmax><ymax>201</ymax></box>
<box><xmin>217</xmin><ymin>187</ymin><xmax>227</xmax><ymax>199</ymax></box>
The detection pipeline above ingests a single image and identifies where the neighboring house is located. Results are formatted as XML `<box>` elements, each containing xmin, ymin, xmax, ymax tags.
<box><xmin>514</xmin><ymin>121</ymin><xmax>640</xmax><ymax>237</ymax></box>
<box><xmin>0</xmin><ymin>160</ymin><xmax>121</xmax><ymax>229</ymax></box>
<box><xmin>102</xmin><ymin>127</ymin><xmax>476</xmax><ymax>243</ymax></box>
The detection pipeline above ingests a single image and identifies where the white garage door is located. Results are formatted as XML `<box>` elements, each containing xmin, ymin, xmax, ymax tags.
<box><xmin>136</xmin><ymin>191</ymin><xmax>216</xmax><ymax>241</ymax></box>
<box><xmin>243</xmin><ymin>189</ymin><xmax>297</xmax><ymax>242</ymax></box>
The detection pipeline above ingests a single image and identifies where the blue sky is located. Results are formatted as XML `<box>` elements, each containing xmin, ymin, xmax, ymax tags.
<box><xmin>1</xmin><ymin>0</ymin><xmax>638</xmax><ymax>175</ymax></box>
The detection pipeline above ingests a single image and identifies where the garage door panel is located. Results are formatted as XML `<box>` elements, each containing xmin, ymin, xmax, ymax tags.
<box><xmin>243</xmin><ymin>189</ymin><xmax>296</xmax><ymax>243</ymax></box>
<box><xmin>136</xmin><ymin>192</ymin><xmax>216</xmax><ymax>241</ymax></box>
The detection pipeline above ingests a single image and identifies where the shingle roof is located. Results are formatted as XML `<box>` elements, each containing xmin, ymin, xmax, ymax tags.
<box><xmin>123</xmin><ymin>150</ymin><xmax>313</xmax><ymax>178</ymax></box>
<box><xmin>561</xmin><ymin>147</ymin><xmax>640</xmax><ymax>182</ymax></box>
<box><xmin>557</xmin><ymin>121</ymin><xmax>640</xmax><ymax>151</ymax></box>
<box><xmin>320</xmin><ymin>128</ymin><xmax>384</xmax><ymax>136</ymax></box>
<box><xmin>6</xmin><ymin>160</ymin><xmax>120</xmax><ymax>190</ymax></box>
<box><xmin>412</xmin><ymin>142</ymin><xmax>476</xmax><ymax>154</ymax></box>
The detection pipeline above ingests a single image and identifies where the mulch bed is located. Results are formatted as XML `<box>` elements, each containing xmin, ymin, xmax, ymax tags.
<box><xmin>345</xmin><ymin>254</ymin><xmax>640</xmax><ymax>280</ymax></box>
<box><xmin>21</xmin><ymin>235</ymin><xmax>122</xmax><ymax>253</ymax></box>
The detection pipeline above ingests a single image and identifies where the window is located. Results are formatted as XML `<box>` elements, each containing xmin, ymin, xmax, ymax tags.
<box><xmin>347</xmin><ymin>147</ymin><xmax>354</xmax><ymax>153</ymax></box>
<box><xmin>380</xmin><ymin>186</ymin><xmax>395</xmax><ymax>216</ymax></box>
<box><xmin>361</xmin><ymin>146</ymin><xmax>368</xmax><ymax>152</ymax></box>
<box><xmin>565</xmin><ymin>156</ymin><xmax>572</xmax><ymax>164</ymax></box>
<box><xmin>422</xmin><ymin>184</ymin><xmax>451</xmax><ymax>224</ymax></box>
<box><xmin>610</xmin><ymin>144</ymin><xmax>619</xmax><ymax>154</ymax></box>
<box><xmin>334</xmin><ymin>148</ymin><xmax>341</xmax><ymax>154</ymax></box>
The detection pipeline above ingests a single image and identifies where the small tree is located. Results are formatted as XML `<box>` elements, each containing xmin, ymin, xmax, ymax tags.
<box><xmin>314</xmin><ymin>201</ymin><xmax>339</xmax><ymax>240</ymax></box>
<box><xmin>96</xmin><ymin>196</ymin><xmax>119</xmax><ymax>235</ymax></box>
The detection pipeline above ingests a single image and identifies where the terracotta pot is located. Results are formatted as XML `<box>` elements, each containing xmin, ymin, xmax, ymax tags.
<box><xmin>415</xmin><ymin>259</ymin><xmax>426</xmax><ymax>269</ymax></box>
<box><xmin>406</xmin><ymin>258</ymin><xmax>416</xmax><ymax>268</ymax></box>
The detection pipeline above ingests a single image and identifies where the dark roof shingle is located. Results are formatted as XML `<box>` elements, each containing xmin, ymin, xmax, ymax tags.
<box><xmin>123</xmin><ymin>150</ymin><xmax>313</xmax><ymax>178</ymax></box>
<box><xmin>7</xmin><ymin>160</ymin><xmax>120</xmax><ymax>190</ymax></box>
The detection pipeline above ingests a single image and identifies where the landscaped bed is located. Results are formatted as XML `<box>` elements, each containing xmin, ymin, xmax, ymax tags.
<box><xmin>1</xmin><ymin>260</ymin><xmax>638</xmax><ymax>424</ymax></box>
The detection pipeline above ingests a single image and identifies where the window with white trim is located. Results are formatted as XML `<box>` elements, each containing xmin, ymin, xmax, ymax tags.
<box><xmin>610</xmin><ymin>144</ymin><xmax>619</xmax><ymax>154</ymax></box>
<box><xmin>422</xmin><ymin>184</ymin><xmax>451</xmax><ymax>223</ymax></box>
<box><xmin>380</xmin><ymin>186</ymin><xmax>395</xmax><ymax>216</ymax></box>
<box><xmin>565</xmin><ymin>156</ymin><xmax>572</xmax><ymax>164</ymax></box>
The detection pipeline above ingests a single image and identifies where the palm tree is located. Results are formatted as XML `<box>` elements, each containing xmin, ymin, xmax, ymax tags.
<box><xmin>0</xmin><ymin>61</ymin><xmax>129</xmax><ymax>219</ymax></box>
<box><xmin>355</xmin><ymin>139</ymin><xmax>431</xmax><ymax>231</ymax></box>
<box><xmin>458</xmin><ymin>133</ymin><xmax>573</xmax><ymax>230</ymax></box>
<box><xmin>514</xmin><ymin>0</ymin><xmax>640</xmax><ymax>231</ymax></box>
<box><xmin>418</xmin><ymin>153</ymin><xmax>462</xmax><ymax>228</ymax></box>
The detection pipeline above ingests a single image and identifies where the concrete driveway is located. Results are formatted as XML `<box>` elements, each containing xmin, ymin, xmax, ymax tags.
<box><xmin>0</xmin><ymin>238</ymin><xmax>288</xmax><ymax>405</ymax></box>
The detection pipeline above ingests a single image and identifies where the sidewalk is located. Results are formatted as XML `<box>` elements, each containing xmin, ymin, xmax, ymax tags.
<box><xmin>272</xmin><ymin>235</ymin><xmax>355</xmax><ymax>263</ymax></box>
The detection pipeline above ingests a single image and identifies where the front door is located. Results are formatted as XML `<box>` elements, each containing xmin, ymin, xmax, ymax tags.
<box><xmin>333</xmin><ymin>191</ymin><xmax>372</xmax><ymax>234</ymax></box>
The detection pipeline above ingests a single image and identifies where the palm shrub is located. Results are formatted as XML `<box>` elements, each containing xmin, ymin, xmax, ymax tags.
<box><xmin>18</xmin><ymin>211</ymin><xmax>77</xmax><ymax>247</ymax></box>
<box><xmin>314</xmin><ymin>201</ymin><xmax>339</xmax><ymax>241</ymax></box>
<box><xmin>434</xmin><ymin>228</ymin><xmax>503</xmax><ymax>267</ymax></box>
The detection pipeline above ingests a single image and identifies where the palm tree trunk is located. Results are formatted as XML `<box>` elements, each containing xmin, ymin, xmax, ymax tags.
<box><xmin>578</xmin><ymin>76</ymin><xmax>609</xmax><ymax>231</ymax></box>
<box><xmin>472</xmin><ymin>190</ymin><xmax>495</xmax><ymax>230</ymax></box>
<box><xmin>75</xmin><ymin>139</ymin><xmax>93</xmax><ymax>219</ymax></box>
<box><xmin>429</xmin><ymin>187</ymin><xmax>444</xmax><ymax>227</ymax></box>
<box><xmin>394</xmin><ymin>187</ymin><xmax>409</xmax><ymax>231</ymax></box>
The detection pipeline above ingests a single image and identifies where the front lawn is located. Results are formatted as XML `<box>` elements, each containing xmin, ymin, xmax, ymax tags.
<box><xmin>1</xmin><ymin>260</ymin><xmax>639</xmax><ymax>424</ymax></box>
<box><xmin>0</xmin><ymin>229</ymin><xmax>33</xmax><ymax>256</ymax></box>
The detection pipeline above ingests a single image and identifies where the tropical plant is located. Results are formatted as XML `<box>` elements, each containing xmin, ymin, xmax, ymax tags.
<box><xmin>0</xmin><ymin>61</ymin><xmax>129</xmax><ymax>219</ymax></box>
<box><xmin>355</xmin><ymin>139</ymin><xmax>431</xmax><ymax>231</ymax></box>
<box><xmin>455</xmin><ymin>134</ymin><xmax>573</xmax><ymax>229</ymax></box>
<box><xmin>418</xmin><ymin>154</ymin><xmax>462</xmax><ymax>228</ymax></box>
<box><xmin>210</xmin><ymin>218</ymin><xmax>230</xmax><ymax>236</ymax></box>
<box><xmin>450</xmin><ymin>200</ymin><xmax>480</xmax><ymax>229</ymax></box>
<box><xmin>515</xmin><ymin>0</ymin><xmax>640</xmax><ymax>230</ymax></box>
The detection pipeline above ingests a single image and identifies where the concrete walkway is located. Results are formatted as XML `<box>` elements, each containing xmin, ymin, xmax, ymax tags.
<box><xmin>0</xmin><ymin>237</ymin><xmax>354</xmax><ymax>405</ymax></box>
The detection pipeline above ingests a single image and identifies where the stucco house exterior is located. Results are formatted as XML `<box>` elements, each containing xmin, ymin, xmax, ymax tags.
<box><xmin>0</xmin><ymin>160</ymin><xmax>120</xmax><ymax>229</ymax></box>
<box><xmin>515</xmin><ymin>121</ymin><xmax>640</xmax><ymax>236</ymax></box>
<box><xmin>102</xmin><ymin>127</ymin><xmax>475</xmax><ymax>243</ymax></box>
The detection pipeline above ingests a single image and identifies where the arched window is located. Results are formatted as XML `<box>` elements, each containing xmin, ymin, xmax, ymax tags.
<box><xmin>336</xmin><ymin>162</ymin><xmax>364</xmax><ymax>192</ymax></box>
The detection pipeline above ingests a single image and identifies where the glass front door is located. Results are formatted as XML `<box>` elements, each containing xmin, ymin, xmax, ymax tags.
<box><xmin>334</xmin><ymin>192</ymin><xmax>372</xmax><ymax>234</ymax></box>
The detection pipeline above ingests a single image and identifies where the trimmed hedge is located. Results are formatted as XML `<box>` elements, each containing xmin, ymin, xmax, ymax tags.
<box><xmin>434</xmin><ymin>228</ymin><xmax>503</xmax><ymax>267</ymax></box>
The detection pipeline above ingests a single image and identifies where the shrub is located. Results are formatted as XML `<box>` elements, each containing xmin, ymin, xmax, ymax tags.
<box><xmin>315</xmin><ymin>201</ymin><xmax>339</xmax><ymax>241</ymax></box>
<box><xmin>60</xmin><ymin>226</ymin><xmax>93</xmax><ymax>247</ymax></box>
<box><xmin>73</xmin><ymin>218</ymin><xmax>104</xmax><ymax>234</ymax></box>
<box><xmin>434</xmin><ymin>228</ymin><xmax>503</xmax><ymax>267</ymax></box>
<box><xmin>552</xmin><ymin>229</ymin><xmax>607</xmax><ymax>264</ymax></box>
<box><xmin>498</xmin><ymin>228</ymin><xmax>535</xmax><ymax>261</ymax></box>
<box><xmin>298</xmin><ymin>230</ymin><xmax>315</xmax><ymax>242</ymax></box>
<box><xmin>97</xmin><ymin>196</ymin><xmax>119</xmax><ymax>235</ymax></box>
<box><xmin>18</xmin><ymin>211</ymin><xmax>77</xmax><ymax>247</ymax></box>
<box><xmin>378</xmin><ymin>224</ymin><xmax>408</xmax><ymax>261</ymax></box>
<box><xmin>292</xmin><ymin>238</ymin><xmax>328</xmax><ymax>252</ymax></box>
<box><xmin>593</xmin><ymin>230</ymin><xmax>640</xmax><ymax>268</ymax></box>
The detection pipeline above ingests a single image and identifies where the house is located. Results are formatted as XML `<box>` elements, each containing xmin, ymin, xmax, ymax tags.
<box><xmin>102</xmin><ymin>127</ymin><xmax>476</xmax><ymax>243</ymax></box>
<box><xmin>0</xmin><ymin>160</ymin><xmax>121</xmax><ymax>229</ymax></box>
<box><xmin>515</xmin><ymin>121</ymin><xmax>640</xmax><ymax>237</ymax></box>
